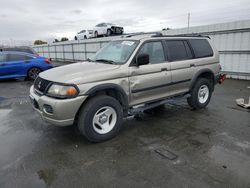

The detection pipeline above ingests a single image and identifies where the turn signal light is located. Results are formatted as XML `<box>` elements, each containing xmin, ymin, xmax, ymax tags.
<box><xmin>66</xmin><ymin>87</ymin><xmax>78</xmax><ymax>96</ymax></box>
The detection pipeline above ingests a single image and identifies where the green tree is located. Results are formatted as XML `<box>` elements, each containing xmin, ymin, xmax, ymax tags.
<box><xmin>34</xmin><ymin>40</ymin><xmax>47</xmax><ymax>45</ymax></box>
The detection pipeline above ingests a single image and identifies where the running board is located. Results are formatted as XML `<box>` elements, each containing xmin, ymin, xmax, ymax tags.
<box><xmin>129</xmin><ymin>93</ymin><xmax>191</xmax><ymax>114</ymax></box>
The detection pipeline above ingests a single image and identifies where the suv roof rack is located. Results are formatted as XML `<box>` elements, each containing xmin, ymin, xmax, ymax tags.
<box><xmin>121</xmin><ymin>32</ymin><xmax>162</xmax><ymax>38</ymax></box>
<box><xmin>151</xmin><ymin>33</ymin><xmax>210</xmax><ymax>39</ymax></box>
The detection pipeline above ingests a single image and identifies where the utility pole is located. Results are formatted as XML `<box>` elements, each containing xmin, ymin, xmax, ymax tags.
<box><xmin>187</xmin><ymin>12</ymin><xmax>190</xmax><ymax>33</ymax></box>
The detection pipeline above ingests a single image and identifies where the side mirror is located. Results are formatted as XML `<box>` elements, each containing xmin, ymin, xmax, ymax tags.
<box><xmin>136</xmin><ymin>53</ymin><xmax>149</xmax><ymax>66</ymax></box>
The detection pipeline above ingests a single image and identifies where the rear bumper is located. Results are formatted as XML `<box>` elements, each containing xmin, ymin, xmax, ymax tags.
<box><xmin>110</xmin><ymin>26</ymin><xmax>123</xmax><ymax>34</ymax></box>
<box><xmin>29</xmin><ymin>85</ymin><xmax>87</xmax><ymax>126</ymax></box>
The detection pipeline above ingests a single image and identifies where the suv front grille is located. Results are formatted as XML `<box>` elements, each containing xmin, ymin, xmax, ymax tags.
<box><xmin>34</xmin><ymin>76</ymin><xmax>52</xmax><ymax>95</ymax></box>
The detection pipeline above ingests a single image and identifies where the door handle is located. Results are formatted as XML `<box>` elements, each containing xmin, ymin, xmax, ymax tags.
<box><xmin>190</xmin><ymin>64</ymin><xmax>195</xmax><ymax>67</ymax></box>
<box><xmin>161</xmin><ymin>68</ymin><xmax>168</xmax><ymax>71</ymax></box>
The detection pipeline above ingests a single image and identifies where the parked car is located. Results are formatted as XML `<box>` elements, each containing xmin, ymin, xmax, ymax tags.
<box><xmin>29</xmin><ymin>34</ymin><xmax>225</xmax><ymax>142</ymax></box>
<box><xmin>0</xmin><ymin>51</ymin><xmax>53</xmax><ymax>80</ymax></box>
<box><xmin>0</xmin><ymin>46</ymin><xmax>39</xmax><ymax>56</ymax></box>
<box><xmin>93</xmin><ymin>23</ymin><xmax>124</xmax><ymax>37</ymax></box>
<box><xmin>75</xmin><ymin>30</ymin><xmax>93</xmax><ymax>40</ymax></box>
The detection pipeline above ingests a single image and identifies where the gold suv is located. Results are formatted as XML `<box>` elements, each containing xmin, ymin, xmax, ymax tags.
<box><xmin>30</xmin><ymin>34</ymin><xmax>225</xmax><ymax>142</ymax></box>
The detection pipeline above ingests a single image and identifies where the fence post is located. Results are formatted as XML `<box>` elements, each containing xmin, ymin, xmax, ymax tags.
<box><xmin>72</xmin><ymin>44</ymin><xmax>75</xmax><ymax>62</ymax></box>
<box><xmin>55</xmin><ymin>45</ymin><xmax>57</xmax><ymax>61</ymax></box>
<box><xmin>84</xmin><ymin>42</ymin><xmax>87</xmax><ymax>60</ymax></box>
<box><xmin>63</xmin><ymin>44</ymin><xmax>65</xmax><ymax>61</ymax></box>
<box><xmin>48</xmin><ymin>44</ymin><xmax>50</xmax><ymax>59</ymax></box>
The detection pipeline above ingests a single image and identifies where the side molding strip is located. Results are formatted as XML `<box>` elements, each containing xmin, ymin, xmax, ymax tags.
<box><xmin>131</xmin><ymin>79</ymin><xmax>191</xmax><ymax>93</ymax></box>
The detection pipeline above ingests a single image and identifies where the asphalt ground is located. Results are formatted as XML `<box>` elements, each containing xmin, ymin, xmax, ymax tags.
<box><xmin>0</xmin><ymin>70</ymin><xmax>249</xmax><ymax>187</ymax></box>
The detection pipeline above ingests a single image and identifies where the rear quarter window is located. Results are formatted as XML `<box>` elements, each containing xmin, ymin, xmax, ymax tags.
<box><xmin>189</xmin><ymin>39</ymin><xmax>213</xmax><ymax>58</ymax></box>
<box><xmin>0</xmin><ymin>54</ymin><xmax>7</xmax><ymax>62</ymax></box>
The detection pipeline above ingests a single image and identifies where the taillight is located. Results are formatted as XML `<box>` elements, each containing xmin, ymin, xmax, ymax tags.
<box><xmin>219</xmin><ymin>74</ymin><xmax>226</xmax><ymax>84</ymax></box>
<box><xmin>45</xmin><ymin>58</ymin><xmax>51</xmax><ymax>64</ymax></box>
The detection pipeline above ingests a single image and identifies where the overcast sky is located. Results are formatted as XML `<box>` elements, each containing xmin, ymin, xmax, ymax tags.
<box><xmin>1</xmin><ymin>0</ymin><xmax>250</xmax><ymax>44</ymax></box>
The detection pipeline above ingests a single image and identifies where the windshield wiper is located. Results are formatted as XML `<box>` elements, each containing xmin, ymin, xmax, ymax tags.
<box><xmin>95</xmin><ymin>59</ymin><xmax>115</xmax><ymax>64</ymax></box>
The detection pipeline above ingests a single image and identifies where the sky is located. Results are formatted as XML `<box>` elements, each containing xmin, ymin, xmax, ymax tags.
<box><xmin>1</xmin><ymin>0</ymin><xmax>250</xmax><ymax>44</ymax></box>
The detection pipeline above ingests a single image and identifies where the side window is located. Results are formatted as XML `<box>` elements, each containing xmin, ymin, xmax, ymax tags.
<box><xmin>7</xmin><ymin>54</ymin><xmax>32</xmax><ymax>61</ymax></box>
<box><xmin>189</xmin><ymin>39</ymin><xmax>213</xmax><ymax>58</ymax></box>
<box><xmin>0</xmin><ymin>54</ymin><xmax>7</xmax><ymax>62</ymax></box>
<box><xmin>165</xmin><ymin>40</ymin><xmax>192</xmax><ymax>61</ymax></box>
<box><xmin>138</xmin><ymin>41</ymin><xmax>165</xmax><ymax>64</ymax></box>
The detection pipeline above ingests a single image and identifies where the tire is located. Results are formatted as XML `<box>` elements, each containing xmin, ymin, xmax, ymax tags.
<box><xmin>107</xmin><ymin>29</ymin><xmax>111</xmax><ymax>36</ymax></box>
<box><xmin>75</xmin><ymin>36</ymin><xmax>77</xmax><ymax>40</ymax></box>
<box><xmin>95</xmin><ymin>31</ymin><xmax>98</xmax><ymax>38</ymax></box>
<box><xmin>27</xmin><ymin>67</ymin><xmax>41</xmax><ymax>80</ymax></box>
<box><xmin>84</xmin><ymin>35</ymin><xmax>87</xmax><ymax>39</ymax></box>
<box><xmin>187</xmin><ymin>78</ymin><xmax>212</xmax><ymax>109</ymax></box>
<box><xmin>77</xmin><ymin>95</ymin><xmax>123</xmax><ymax>142</ymax></box>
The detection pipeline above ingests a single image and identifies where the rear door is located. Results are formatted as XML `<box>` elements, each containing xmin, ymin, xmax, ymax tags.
<box><xmin>129</xmin><ymin>40</ymin><xmax>172</xmax><ymax>106</ymax></box>
<box><xmin>0</xmin><ymin>53</ymin><xmax>29</xmax><ymax>77</ymax></box>
<box><xmin>165</xmin><ymin>40</ymin><xmax>195</xmax><ymax>95</ymax></box>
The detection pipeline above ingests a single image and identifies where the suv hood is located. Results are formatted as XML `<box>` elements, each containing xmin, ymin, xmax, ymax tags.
<box><xmin>39</xmin><ymin>62</ymin><xmax>122</xmax><ymax>84</ymax></box>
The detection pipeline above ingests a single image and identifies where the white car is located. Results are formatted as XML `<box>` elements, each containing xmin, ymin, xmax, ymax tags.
<box><xmin>75</xmin><ymin>30</ymin><xmax>93</xmax><ymax>40</ymax></box>
<box><xmin>93</xmin><ymin>23</ymin><xmax>124</xmax><ymax>37</ymax></box>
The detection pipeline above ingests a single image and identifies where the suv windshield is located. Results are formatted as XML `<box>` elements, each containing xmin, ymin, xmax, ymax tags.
<box><xmin>90</xmin><ymin>40</ymin><xmax>139</xmax><ymax>64</ymax></box>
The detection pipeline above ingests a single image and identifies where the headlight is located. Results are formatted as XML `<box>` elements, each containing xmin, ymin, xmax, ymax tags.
<box><xmin>47</xmin><ymin>84</ymin><xmax>79</xmax><ymax>98</ymax></box>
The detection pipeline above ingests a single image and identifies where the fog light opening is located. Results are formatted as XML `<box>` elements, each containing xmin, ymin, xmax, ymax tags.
<box><xmin>43</xmin><ymin>104</ymin><xmax>54</xmax><ymax>114</ymax></box>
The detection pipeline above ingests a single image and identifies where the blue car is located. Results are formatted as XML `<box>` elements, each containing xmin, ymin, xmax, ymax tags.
<box><xmin>0</xmin><ymin>51</ymin><xmax>53</xmax><ymax>80</ymax></box>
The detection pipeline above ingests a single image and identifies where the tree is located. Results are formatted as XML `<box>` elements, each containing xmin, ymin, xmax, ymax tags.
<box><xmin>61</xmin><ymin>37</ymin><xmax>69</xmax><ymax>42</ymax></box>
<box><xmin>34</xmin><ymin>40</ymin><xmax>47</xmax><ymax>45</ymax></box>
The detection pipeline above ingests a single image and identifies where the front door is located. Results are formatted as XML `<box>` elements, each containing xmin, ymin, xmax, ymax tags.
<box><xmin>129</xmin><ymin>41</ymin><xmax>172</xmax><ymax>106</ymax></box>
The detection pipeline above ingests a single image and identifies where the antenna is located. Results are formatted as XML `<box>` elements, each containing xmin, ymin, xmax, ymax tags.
<box><xmin>187</xmin><ymin>12</ymin><xmax>190</xmax><ymax>33</ymax></box>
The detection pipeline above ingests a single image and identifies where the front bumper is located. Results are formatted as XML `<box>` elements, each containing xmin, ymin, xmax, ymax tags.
<box><xmin>29</xmin><ymin>85</ymin><xmax>87</xmax><ymax>126</ymax></box>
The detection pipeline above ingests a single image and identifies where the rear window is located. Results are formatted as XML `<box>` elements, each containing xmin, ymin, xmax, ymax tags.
<box><xmin>7</xmin><ymin>54</ymin><xmax>32</xmax><ymax>61</ymax></box>
<box><xmin>165</xmin><ymin>40</ymin><xmax>192</xmax><ymax>61</ymax></box>
<box><xmin>3</xmin><ymin>47</ymin><xmax>34</xmax><ymax>54</ymax></box>
<box><xmin>188</xmin><ymin>39</ymin><xmax>213</xmax><ymax>58</ymax></box>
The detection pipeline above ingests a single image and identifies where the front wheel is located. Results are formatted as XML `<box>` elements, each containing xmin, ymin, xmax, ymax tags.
<box><xmin>107</xmin><ymin>29</ymin><xmax>111</xmax><ymax>36</ymax></box>
<box><xmin>77</xmin><ymin>95</ymin><xmax>123</xmax><ymax>142</ymax></box>
<box><xmin>27</xmin><ymin>67</ymin><xmax>41</xmax><ymax>80</ymax></box>
<box><xmin>187</xmin><ymin>78</ymin><xmax>212</xmax><ymax>109</ymax></box>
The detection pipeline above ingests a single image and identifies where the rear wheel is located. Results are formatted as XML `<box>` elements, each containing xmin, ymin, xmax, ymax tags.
<box><xmin>77</xmin><ymin>95</ymin><xmax>123</xmax><ymax>142</ymax></box>
<box><xmin>27</xmin><ymin>67</ymin><xmax>41</xmax><ymax>80</ymax></box>
<box><xmin>74</xmin><ymin>36</ymin><xmax>77</xmax><ymax>40</ymax></box>
<box><xmin>95</xmin><ymin>31</ymin><xmax>98</xmax><ymax>38</ymax></box>
<box><xmin>187</xmin><ymin>78</ymin><xmax>212</xmax><ymax>109</ymax></box>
